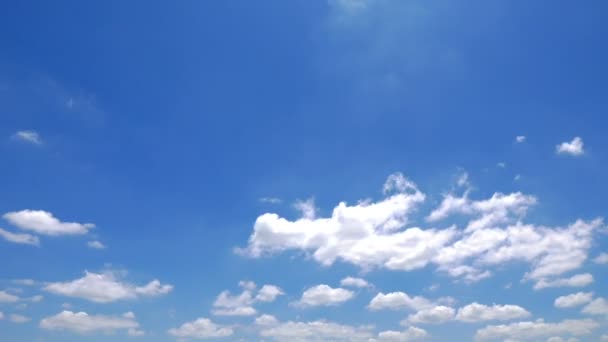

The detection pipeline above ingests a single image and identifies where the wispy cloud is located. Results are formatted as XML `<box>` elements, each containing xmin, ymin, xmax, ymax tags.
<box><xmin>12</xmin><ymin>130</ymin><xmax>43</xmax><ymax>145</ymax></box>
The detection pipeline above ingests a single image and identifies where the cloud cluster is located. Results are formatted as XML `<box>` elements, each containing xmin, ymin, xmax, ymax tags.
<box><xmin>241</xmin><ymin>173</ymin><xmax>603</xmax><ymax>288</ymax></box>
<box><xmin>474</xmin><ymin>319</ymin><xmax>599</xmax><ymax>341</ymax></box>
<box><xmin>212</xmin><ymin>281</ymin><xmax>284</xmax><ymax>316</ymax></box>
<box><xmin>40</xmin><ymin>311</ymin><xmax>142</xmax><ymax>335</ymax></box>
<box><xmin>43</xmin><ymin>271</ymin><xmax>173</xmax><ymax>303</ymax></box>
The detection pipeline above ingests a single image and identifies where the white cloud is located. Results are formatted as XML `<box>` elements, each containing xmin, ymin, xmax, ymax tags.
<box><xmin>294</xmin><ymin>198</ymin><xmax>317</xmax><ymax>220</ymax></box>
<box><xmin>29</xmin><ymin>295</ymin><xmax>44</xmax><ymax>303</ymax></box>
<box><xmin>593</xmin><ymin>252</ymin><xmax>608</xmax><ymax>264</ymax></box>
<box><xmin>12</xmin><ymin>130</ymin><xmax>43</xmax><ymax>145</ymax></box>
<box><xmin>0</xmin><ymin>290</ymin><xmax>20</xmax><ymax>303</ymax></box>
<box><xmin>377</xmin><ymin>327</ymin><xmax>428</xmax><ymax>341</ymax></box>
<box><xmin>0</xmin><ymin>228</ymin><xmax>39</xmax><ymax>246</ymax></box>
<box><xmin>40</xmin><ymin>311</ymin><xmax>140</xmax><ymax>334</ymax></box>
<box><xmin>556</xmin><ymin>137</ymin><xmax>585</xmax><ymax>156</ymax></box>
<box><xmin>554</xmin><ymin>292</ymin><xmax>593</xmax><ymax>308</ymax></box>
<box><xmin>0</xmin><ymin>312</ymin><xmax>3</xmax><ymax>320</ymax></box>
<box><xmin>406</xmin><ymin>306</ymin><xmax>455</xmax><ymax>324</ymax></box>
<box><xmin>515</xmin><ymin>136</ymin><xmax>526</xmax><ymax>143</ymax></box>
<box><xmin>255</xmin><ymin>285</ymin><xmax>284</xmax><ymax>303</ymax></box>
<box><xmin>475</xmin><ymin>319</ymin><xmax>599</xmax><ymax>341</ymax></box>
<box><xmin>213</xmin><ymin>282</ymin><xmax>283</xmax><ymax>316</ymax></box>
<box><xmin>241</xmin><ymin>173</ymin><xmax>604</xmax><ymax>285</ymax></box>
<box><xmin>87</xmin><ymin>241</ymin><xmax>106</xmax><ymax>249</ymax></box>
<box><xmin>455</xmin><ymin>303</ymin><xmax>530</xmax><ymax>322</ymax></box>
<box><xmin>213</xmin><ymin>288</ymin><xmax>256</xmax><ymax>317</ymax></box>
<box><xmin>43</xmin><ymin>271</ymin><xmax>173</xmax><ymax>303</ymax></box>
<box><xmin>498</xmin><ymin>162</ymin><xmax>506</xmax><ymax>168</ymax></box>
<box><xmin>3</xmin><ymin>210</ymin><xmax>94</xmax><ymax>236</ymax></box>
<box><xmin>581</xmin><ymin>298</ymin><xmax>608</xmax><ymax>316</ymax></box>
<box><xmin>368</xmin><ymin>292</ymin><xmax>433</xmax><ymax>311</ymax></box>
<box><xmin>601</xmin><ymin>335</ymin><xmax>608</xmax><ymax>341</ymax></box>
<box><xmin>255</xmin><ymin>314</ymin><xmax>279</xmax><ymax>326</ymax></box>
<box><xmin>340</xmin><ymin>276</ymin><xmax>370</xmax><ymax>288</ymax></box>
<box><xmin>168</xmin><ymin>317</ymin><xmax>234</xmax><ymax>339</ymax></box>
<box><xmin>259</xmin><ymin>319</ymin><xmax>374</xmax><ymax>342</ymax></box>
<box><xmin>295</xmin><ymin>285</ymin><xmax>354</xmax><ymax>307</ymax></box>
<box><xmin>9</xmin><ymin>314</ymin><xmax>30</xmax><ymax>323</ymax></box>
<box><xmin>533</xmin><ymin>273</ymin><xmax>594</xmax><ymax>290</ymax></box>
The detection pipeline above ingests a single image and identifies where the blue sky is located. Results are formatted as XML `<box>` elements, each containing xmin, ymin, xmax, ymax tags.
<box><xmin>1</xmin><ymin>1</ymin><xmax>607</xmax><ymax>341</ymax></box>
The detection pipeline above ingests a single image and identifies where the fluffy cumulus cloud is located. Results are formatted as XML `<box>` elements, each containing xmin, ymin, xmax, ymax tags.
<box><xmin>554</xmin><ymin>292</ymin><xmax>594</xmax><ymax>308</ymax></box>
<box><xmin>581</xmin><ymin>297</ymin><xmax>608</xmax><ymax>316</ymax></box>
<box><xmin>556</xmin><ymin>137</ymin><xmax>585</xmax><ymax>156</ymax></box>
<box><xmin>40</xmin><ymin>311</ymin><xmax>140</xmax><ymax>334</ymax></box>
<box><xmin>340</xmin><ymin>276</ymin><xmax>371</xmax><ymax>288</ymax></box>
<box><xmin>3</xmin><ymin>210</ymin><xmax>94</xmax><ymax>236</ymax></box>
<box><xmin>0</xmin><ymin>227</ymin><xmax>40</xmax><ymax>246</ymax></box>
<box><xmin>474</xmin><ymin>319</ymin><xmax>599</xmax><ymax>341</ymax></box>
<box><xmin>256</xmin><ymin>285</ymin><xmax>285</xmax><ymax>302</ymax></box>
<box><xmin>240</xmin><ymin>173</ymin><xmax>603</xmax><ymax>286</ymax></box>
<box><xmin>168</xmin><ymin>317</ymin><xmax>233</xmax><ymax>339</ymax></box>
<box><xmin>406</xmin><ymin>305</ymin><xmax>455</xmax><ymax>324</ymax></box>
<box><xmin>295</xmin><ymin>284</ymin><xmax>354</xmax><ymax>307</ymax></box>
<box><xmin>455</xmin><ymin>303</ymin><xmax>530</xmax><ymax>322</ymax></box>
<box><xmin>12</xmin><ymin>130</ymin><xmax>43</xmax><ymax>145</ymax></box>
<box><xmin>368</xmin><ymin>291</ymin><xmax>450</xmax><ymax>312</ymax></box>
<box><xmin>515</xmin><ymin>135</ymin><xmax>526</xmax><ymax>143</ymax></box>
<box><xmin>43</xmin><ymin>271</ymin><xmax>173</xmax><ymax>303</ymax></box>
<box><xmin>213</xmin><ymin>281</ymin><xmax>284</xmax><ymax>316</ymax></box>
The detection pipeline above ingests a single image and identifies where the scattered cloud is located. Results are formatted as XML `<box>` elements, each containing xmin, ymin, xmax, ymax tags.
<box><xmin>40</xmin><ymin>311</ymin><xmax>140</xmax><ymax>334</ymax></box>
<box><xmin>497</xmin><ymin>162</ymin><xmax>506</xmax><ymax>168</ymax></box>
<box><xmin>377</xmin><ymin>327</ymin><xmax>428</xmax><ymax>341</ymax></box>
<box><xmin>213</xmin><ymin>281</ymin><xmax>283</xmax><ymax>316</ymax></box>
<box><xmin>3</xmin><ymin>210</ymin><xmax>94</xmax><ymax>236</ymax></box>
<box><xmin>87</xmin><ymin>241</ymin><xmax>106</xmax><ymax>249</ymax></box>
<box><xmin>9</xmin><ymin>314</ymin><xmax>31</xmax><ymax>323</ymax></box>
<box><xmin>0</xmin><ymin>227</ymin><xmax>40</xmax><ymax>246</ymax></box>
<box><xmin>0</xmin><ymin>290</ymin><xmax>20</xmax><ymax>303</ymax></box>
<box><xmin>474</xmin><ymin>319</ymin><xmax>599</xmax><ymax>341</ymax></box>
<box><xmin>255</xmin><ymin>285</ymin><xmax>284</xmax><ymax>303</ymax></box>
<box><xmin>340</xmin><ymin>276</ymin><xmax>371</xmax><ymax>288</ymax></box>
<box><xmin>12</xmin><ymin>279</ymin><xmax>36</xmax><ymax>286</ymax></box>
<box><xmin>259</xmin><ymin>319</ymin><xmax>375</xmax><ymax>342</ymax></box>
<box><xmin>593</xmin><ymin>252</ymin><xmax>608</xmax><ymax>264</ymax></box>
<box><xmin>43</xmin><ymin>271</ymin><xmax>173</xmax><ymax>303</ymax></box>
<box><xmin>12</xmin><ymin>130</ymin><xmax>43</xmax><ymax>145</ymax></box>
<box><xmin>581</xmin><ymin>298</ymin><xmax>608</xmax><ymax>316</ymax></box>
<box><xmin>168</xmin><ymin>317</ymin><xmax>233</xmax><ymax>339</ymax></box>
<box><xmin>556</xmin><ymin>137</ymin><xmax>585</xmax><ymax>156</ymax></box>
<box><xmin>515</xmin><ymin>136</ymin><xmax>526</xmax><ymax>143</ymax></box>
<box><xmin>295</xmin><ymin>284</ymin><xmax>354</xmax><ymax>307</ymax></box>
<box><xmin>455</xmin><ymin>303</ymin><xmax>531</xmax><ymax>322</ymax></box>
<box><xmin>533</xmin><ymin>273</ymin><xmax>594</xmax><ymax>290</ymax></box>
<box><xmin>406</xmin><ymin>306</ymin><xmax>455</xmax><ymax>324</ymax></box>
<box><xmin>255</xmin><ymin>314</ymin><xmax>279</xmax><ymax>327</ymax></box>
<box><xmin>368</xmin><ymin>291</ymin><xmax>434</xmax><ymax>312</ymax></box>
<box><xmin>554</xmin><ymin>292</ymin><xmax>594</xmax><ymax>308</ymax></box>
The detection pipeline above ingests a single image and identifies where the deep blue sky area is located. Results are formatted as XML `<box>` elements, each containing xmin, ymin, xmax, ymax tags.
<box><xmin>0</xmin><ymin>1</ymin><xmax>607</xmax><ymax>341</ymax></box>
